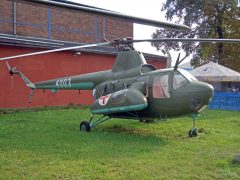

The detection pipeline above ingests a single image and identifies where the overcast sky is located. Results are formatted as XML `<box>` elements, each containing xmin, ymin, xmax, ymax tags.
<box><xmin>70</xmin><ymin>0</ymin><xmax>186</xmax><ymax>66</ymax></box>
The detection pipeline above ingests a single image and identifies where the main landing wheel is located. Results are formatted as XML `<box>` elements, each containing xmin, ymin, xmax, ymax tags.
<box><xmin>188</xmin><ymin>128</ymin><xmax>198</xmax><ymax>138</ymax></box>
<box><xmin>80</xmin><ymin>121</ymin><xmax>91</xmax><ymax>132</ymax></box>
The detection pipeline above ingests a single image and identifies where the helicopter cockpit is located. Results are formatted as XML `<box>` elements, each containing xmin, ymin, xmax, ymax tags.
<box><xmin>152</xmin><ymin>68</ymin><xmax>198</xmax><ymax>99</ymax></box>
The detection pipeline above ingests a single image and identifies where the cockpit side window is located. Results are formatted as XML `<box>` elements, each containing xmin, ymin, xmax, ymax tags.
<box><xmin>173</xmin><ymin>71</ymin><xmax>188</xmax><ymax>90</ymax></box>
<box><xmin>153</xmin><ymin>75</ymin><xmax>170</xmax><ymax>98</ymax></box>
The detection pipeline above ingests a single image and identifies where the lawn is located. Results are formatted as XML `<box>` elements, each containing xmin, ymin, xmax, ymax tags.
<box><xmin>0</xmin><ymin>107</ymin><xmax>239</xmax><ymax>179</ymax></box>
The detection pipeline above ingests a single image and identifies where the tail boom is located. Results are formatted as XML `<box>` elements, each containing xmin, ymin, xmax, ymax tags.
<box><xmin>6</xmin><ymin>61</ymin><xmax>112</xmax><ymax>91</ymax></box>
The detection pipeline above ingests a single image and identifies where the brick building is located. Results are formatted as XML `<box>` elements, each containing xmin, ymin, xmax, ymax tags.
<box><xmin>0</xmin><ymin>0</ymin><xmax>167</xmax><ymax>108</ymax></box>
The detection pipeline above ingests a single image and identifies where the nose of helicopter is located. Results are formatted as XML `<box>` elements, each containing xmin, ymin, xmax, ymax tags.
<box><xmin>199</xmin><ymin>82</ymin><xmax>214</xmax><ymax>97</ymax></box>
<box><xmin>189</xmin><ymin>81</ymin><xmax>214</xmax><ymax>112</ymax></box>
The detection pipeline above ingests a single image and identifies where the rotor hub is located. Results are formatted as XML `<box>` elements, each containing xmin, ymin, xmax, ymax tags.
<box><xmin>111</xmin><ymin>37</ymin><xmax>135</xmax><ymax>51</ymax></box>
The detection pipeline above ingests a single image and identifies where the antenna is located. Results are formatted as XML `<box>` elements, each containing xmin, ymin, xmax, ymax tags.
<box><xmin>174</xmin><ymin>53</ymin><xmax>181</xmax><ymax>70</ymax></box>
<box><xmin>174</xmin><ymin>45</ymin><xmax>200</xmax><ymax>69</ymax></box>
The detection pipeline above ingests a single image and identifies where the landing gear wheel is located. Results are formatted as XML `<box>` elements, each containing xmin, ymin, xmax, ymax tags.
<box><xmin>188</xmin><ymin>128</ymin><xmax>198</xmax><ymax>138</ymax></box>
<box><xmin>80</xmin><ymin>121</ymin><xmax>91</xmax><ymax>132</ymax></box>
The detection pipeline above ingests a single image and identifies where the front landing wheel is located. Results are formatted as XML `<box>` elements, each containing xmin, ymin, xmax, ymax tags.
<box><xmin>80</xmin><ymin>121</ymin><xmax>91</xmax><ymax>132</ymax></box>
<box><xmin>188</xmin><ymin>128</ymin><xmax>197</xmax><ymax>138</ymax></box>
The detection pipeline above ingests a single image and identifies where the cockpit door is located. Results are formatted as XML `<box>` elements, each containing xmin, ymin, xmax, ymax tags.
<box><xmin>152</xmin><ymin>74</ymin><xmax>171</xmax><ymax>99</ymax></box>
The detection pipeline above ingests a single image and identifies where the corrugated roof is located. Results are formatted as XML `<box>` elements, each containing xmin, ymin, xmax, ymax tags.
<box><xmin>190</xmin><ymin>61</ymin><xmax>240</xmax><ymax>82</ymax></box>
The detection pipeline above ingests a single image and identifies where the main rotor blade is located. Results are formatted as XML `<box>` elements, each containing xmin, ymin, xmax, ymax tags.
<box><xmin>0</xmin><ymin>42</ymin><xmax>110</xmax><ymax>61</ymax></box>
<box><xmin>132</xmin><ymin>38</ymin><xmax>240</xmax><ymax>43</ymax></box>
<box><xmin>32</xmin><ymin>0</ymin><xmax>190</xmax><ymax>30</ymax></box>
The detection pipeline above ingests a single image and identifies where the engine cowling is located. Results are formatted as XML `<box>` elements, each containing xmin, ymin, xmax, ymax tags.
<box><xmin>91</xmin><ymin>88</ymin><xmax>148</xmax><ymax>114</ymax></box>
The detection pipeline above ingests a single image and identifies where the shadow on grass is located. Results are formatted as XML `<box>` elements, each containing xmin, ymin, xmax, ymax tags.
<box><xmin>98</xmin><ymin>124</ymin><xmax>152</xmax><ymax>135</ymax></box>
<box><xmin>0</xmin><ymin>118</ymin><xmax>167</xmax><ymax>161</ymax></box>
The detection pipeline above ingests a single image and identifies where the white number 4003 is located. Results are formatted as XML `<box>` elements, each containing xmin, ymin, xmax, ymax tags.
<box><xmin>56</xmin><ymin>78</ymin><xmax>71</xmax><ymax>88</ymax></box>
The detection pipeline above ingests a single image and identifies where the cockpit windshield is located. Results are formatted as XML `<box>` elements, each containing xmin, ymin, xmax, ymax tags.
<box><xmin>173</xmin><ymin>71</ymin><xmax>188</xmax><ymax>89</ymax></box>
<box><xmin>172</xmin><ymin>69</ymin><xmax>197</xmax><ymax>90</ymax></box>
<box><xmin>178</xmin><ymin>69</ymin><xmax>198</xmax><ymax>81</ymax></box>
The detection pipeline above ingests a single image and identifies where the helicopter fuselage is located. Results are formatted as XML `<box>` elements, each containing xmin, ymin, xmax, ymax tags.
<box><xmin>27</xmin><ymin>50</ymin><xmax>213</xmax><ymax>120</ymax></box>
<box><xmin>90</xmin><ymin>67</ymin><xmax>214</xmax><ymax>119</ymax></box>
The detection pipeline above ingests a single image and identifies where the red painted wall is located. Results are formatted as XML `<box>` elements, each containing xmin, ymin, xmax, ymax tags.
<box><xmin>0</xmin><ymin>45</ymin><xmax>166</xmax><ymax>108</ymax></box>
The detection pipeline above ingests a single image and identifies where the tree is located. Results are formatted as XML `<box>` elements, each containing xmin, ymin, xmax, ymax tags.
<box><xmin>152</xmin><ymin>0</ymin><xmax>240</xmax><ymax>71</ymax></box>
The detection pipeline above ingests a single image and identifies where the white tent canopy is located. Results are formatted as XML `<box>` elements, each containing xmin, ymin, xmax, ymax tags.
<box><xmin>190</xmin><ymin>61</ymin><xmax>240</xmax><ymax>82</ymax></box>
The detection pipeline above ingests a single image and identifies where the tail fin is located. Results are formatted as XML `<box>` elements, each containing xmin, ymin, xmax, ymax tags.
<box><xmin>6</xmin><ymin>62</ymin><xmax>36</xmax><ymax>103</ymax></box>
<box><xmin>6</xmin><ymin>61</ymin><xmax>36</xmax><ymax>89</ymax></box>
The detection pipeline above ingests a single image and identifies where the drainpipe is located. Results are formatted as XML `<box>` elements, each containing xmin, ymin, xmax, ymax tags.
<box><xmin>13</xmin><ymin>1</ymin><xmax>17</xmax><ymax>35</ymax></box>
<box><xmin>102</xmin><ymin>17</ymin><xmax>107</xmax><ymax>41</ymax></box>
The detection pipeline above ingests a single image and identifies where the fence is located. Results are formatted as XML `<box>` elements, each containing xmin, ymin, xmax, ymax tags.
<box><xmin>208</xmin><ymin>92</ymin><xmax>240</xmax><ymax>111</ymax></box>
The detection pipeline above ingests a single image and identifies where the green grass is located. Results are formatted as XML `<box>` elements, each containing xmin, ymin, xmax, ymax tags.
<box><xmin>0</xmin><ymin>107</ymin><xmax>239</xmax><ymax>179</ymax></box>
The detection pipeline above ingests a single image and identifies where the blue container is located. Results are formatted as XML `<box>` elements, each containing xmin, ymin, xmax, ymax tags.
<box><xmin>208</xmin><ymin>92</ymin><xmax>240</xmax><ymax>111</ymax></box>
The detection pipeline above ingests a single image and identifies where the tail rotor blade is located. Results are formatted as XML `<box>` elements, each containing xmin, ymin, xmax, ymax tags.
<box><xmin>11</xmin><ymin>76</ymin><xmax>14</xmax><ymax>89</ymax></box>
<box><xmin>6</xmin><ymin>61</ymin><xmax>15</xmax><ymax>88</ymax></box>
<box><xmin>6</xmin><ymin>61</ymin><xmax>11</xmax><ymax>71</ymax></box>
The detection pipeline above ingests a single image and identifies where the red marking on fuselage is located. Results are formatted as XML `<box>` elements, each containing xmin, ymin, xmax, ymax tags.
<box><xmin>99</xmin><ymin>94</ymin><xmax>111</xmax><ymax>106</ymax></box>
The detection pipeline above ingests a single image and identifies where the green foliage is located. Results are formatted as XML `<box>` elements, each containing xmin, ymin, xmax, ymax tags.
<box><xmin>0</xmin><ymin>107</ymin><xmax>239</xmax><ymax>179</ymax></box>
<box><xmin>152</xmin><ymin>0</ymin><xmax>240</xmax><ymax>71</ymax></box>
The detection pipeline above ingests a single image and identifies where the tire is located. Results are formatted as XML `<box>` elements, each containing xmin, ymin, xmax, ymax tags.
<box><xmin>188</xmin><ymin>129</ymin><xmax>198</xmax><ymax>137</ymax></box>
<box><xmin>80</xmin><ymin>121</ymin><xmax>91</xmax><ymax>132</ymax></box>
